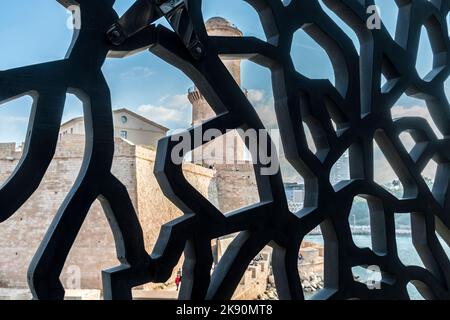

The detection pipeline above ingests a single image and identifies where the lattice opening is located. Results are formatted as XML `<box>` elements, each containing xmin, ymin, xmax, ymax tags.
<box><xmin>284</xmin><ymin>171</ymin><xmax>305</xmax><ymax>213</ymax></box>
<box><xmin>394</xmin><ymin>213</ymin><xmax>424</xmax><ymax>268</ymax></box>
<box><xmin>446</xmin><ymin>77</ymin><xmax>450</xmax><ymax>103</ymax></box>
<box><xmin>373</xmin><ymin>139</ymin><xmax>405</xmax><ymax>199</ymax></box>
<box><xmin>349</xmin><ymin>196</ymin><xmax>371</xmax><ymax>250</ymax></box>
<box><xmin>0</xmin><ymin>1</ymin><xmax>74</xmax><ymax>70</ymax></box>
<box><xmin>381</xmin><ymin>73</ymin><xmax>388</xmax><ymax>88</ymax></box>
<box><xmin>202</xmin><ymin>0</ymin><xmax>266</xmax><ymax>41</ymax></box>
<box><xmin>300</xmin><ymin>231</ymin><xmax>325</xmax><ymax>300</ymax></box>
<box><xmin>448</xmin><ymin>11</ymin><xmax>450</xmax><ymax>31</ymax></box>
<box><xmin>422</xmin><ymin>159</ymin><xmax>438</xmax><ymax>192</ymax></box>
<box><xmin>304</xmin><ymin>118</ymin><xmax>330</xmax><ymax>162</ymax></box>
<box><xmin>374</xmin><ymin>0</ymin><xmax>399</xmax><ymax>40</ymax></box>
<box><xmin>330</xmin><ymin>149</ymin><xmax>350</xmax><ymax>188</ymax></box>
<box><xmin>0</xmin><ymin>95</ymin><xmax>33</xmax><ymax>169</ymax></box>
<box><xmin>391</xmin><ymin>94</ymin><xmax>444</xmax><ymax>139</ymax></box>
<box><xmin>291</xmin><ymin>28</ymin><xmax>335</xmax><ymax>85</ymax></box>
<box><xmin>302</xmin><ymin>122</ymin><xmax>318</xmax><ymax>155</ymax></box>
<box><xmin>243</xmin><ymin>62</ymin><xmax>303</xmax><ymax>200</ymax></box>
<box><xmin>50</xmin><ymin>93</ymin><xmax>100</xmax><ymax>295</ymax></box>
<box><xmin>114</xmin><ymin>0</ymin><xmax>142</xmax><ymax>17</ymax></box>
<box><xmin>399</xmin><ymin>131</ymin><xmax>416</xmax><ymax>154</ymax></box>
<box><xmin>352</xmin><ymin>266</ymin><xmax>375</xmax><ymax>286</ymax></box>
<box><xmin>324</xmin><ymin>97</ymin><xmax>350</xmax><ymax>134</ymax></box>
<box><xmin>63</xmin><ymin>200</ymin><xmax>117</xmax><ymax>299</ymax></box>
<box><xmin>242</xmin><ymin>65</ymin><xmax>275</xmax><ymax>120</ymax></box>
<box><xmin>0</xmin><ymin>94</ymin><xmax>35</xmax><ymax>291</ymax></box>
<box><xmin>243</xmin><ymin>63</ymin><xmax>275</xmax><ymax>131</ymax></box>
<box><xmin>202</xmin><ymin>232</ymin><xmax>273</xmax><ymax>300</ymax></box>
<box><xmin>416</xmin><ymin>26</ymin><xmax>434</xmax><ymax>80</ymax></box>
<box><xmin>352</xmin><ymin>265</ymin><xmax>395</xmax><ymax>290</ymax></box>
<box><xmin>350</xmin><ymin>195</ymin><xmax>387</xmax><ymax>256</ymax></box>
<box><xmin>410</xmin><ymin>279</ymin><xmax>437</xmax><ymax>300</ymax></box>
<box><xmin>104</xmin><ymin>53</ymin><xmax>194</xmax><ymax>133</ymax></box>
<box><xmin>407</xmin><ymin>282</ymin><xmax>426</xmax><ymax>300</ymax></box>
<box><xmin>435</xmin><ymin>229</ymin><xmax>450</xmax><ymax>257</ymax></box>
<box><xmin>241</xmin><ymin>61</ymin><xmax>306</xmax><ymax>213</ymax></box>
<box><xmin>308</xmin><ymin>219</ymin><xmax>339</xmax><ymax>300</ymax></box>
<box><xmin>237</xmin><ymin>246</ymin><xmax>273</xmax><ymax>300</ymax></box>
<box><xmin>182</xmin><ymin>139</ymin><xmax>260</xmax><ymax>215</ymax></box>
<box><xmin>318</xmin><ymin>0</ymin><xmax>360</xmax><ymax>53</ymax></box>
<box><xmin>0</xmin><ymin>93</ymin><xmax>86</xmax><ymax>298</ymax></box>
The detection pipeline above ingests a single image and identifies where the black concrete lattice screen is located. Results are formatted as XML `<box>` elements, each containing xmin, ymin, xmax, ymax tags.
<box><xmin>0</xmin><ymin>0</ymin><xmax>449</xmax><ymax>300</ymax></box>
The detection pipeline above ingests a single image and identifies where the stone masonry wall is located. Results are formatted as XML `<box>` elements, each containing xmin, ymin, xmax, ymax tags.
<box><xmin>214</xmin><ymin>163</ymin><xmax>259</xmax><ymax>213</ymax></box>
<box><xmin>0</xmin><ymin>135</ymin><xmax>116</xmax><ymax>290</ymax></box>
<box><xmin>136</xmin><ymin>147</ymin><xmax>217</xmax><ymax>251</ymax></box>
<box><xmin>0</xmin><ymin>135</ymin><xmax>216</xmax><ymax>291</ymax></box>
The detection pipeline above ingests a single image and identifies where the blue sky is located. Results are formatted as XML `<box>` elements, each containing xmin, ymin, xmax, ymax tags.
<box><xmin>0</xmin><ymin>0</ymin><xmax>276</xmax><ymax>142</ymax></box>
<box><xmin>0</xmin><ymin>0</ymin><xmax>446</xmax><ymax>183</ymax></box>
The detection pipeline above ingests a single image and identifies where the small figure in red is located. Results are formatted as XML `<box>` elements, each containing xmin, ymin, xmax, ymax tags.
<box><xmin>175</xmin><ymin>270</ymin><xmax>182</xmax><ymax>291</ymax></box>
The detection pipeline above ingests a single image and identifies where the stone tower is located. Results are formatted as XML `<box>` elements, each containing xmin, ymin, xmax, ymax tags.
<box><xmin>188</xmin><ymin>17</ymin><xmax>246</xmax><ymax>166</ymax></box>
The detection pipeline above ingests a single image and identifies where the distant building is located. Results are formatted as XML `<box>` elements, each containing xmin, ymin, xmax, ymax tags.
<box><xmin>59</xmin><ymin>108</ymin><xmax>169</xmax><ymax>148</ymax></box>
<box><xmin>284</xmin><ymin>182</ymin><xmax>305</xmax><ymax>204</ymax></box>
<box><xmin>284</xmin><ymin>182</ymin><xmax>305</xmax><ymax>213</ymax></box>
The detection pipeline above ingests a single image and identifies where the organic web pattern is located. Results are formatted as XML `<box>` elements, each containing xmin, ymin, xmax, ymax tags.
<box><xmin>0</xmin><ymin>0</ymin><xmax>449</xmax><ymax>300</ymax></box>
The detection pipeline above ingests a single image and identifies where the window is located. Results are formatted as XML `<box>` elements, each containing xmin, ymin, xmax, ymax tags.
<box><xmin>120</xmin><ymin>130</ymin><xmax>128</xmax><ymax>139</ymax></box>
<box><xmin>121</xmin><ymin>115</ymin><xmax>128</xmax><ymax>124</ymax></box>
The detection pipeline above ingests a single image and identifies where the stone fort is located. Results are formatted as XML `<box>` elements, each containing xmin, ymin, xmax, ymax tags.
<box><xmin>0</xmin><ymin>17</ymin><xmax>261</xmax><ymax>298</ymax></box>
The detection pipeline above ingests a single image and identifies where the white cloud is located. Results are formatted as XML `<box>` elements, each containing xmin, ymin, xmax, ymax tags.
<box><xmin>136</xmin><ymin>93</ymin><xmax>192</xmax><ymax>129</ymax></box>
<box><xmin>160</xmin><ymin>94</ymin><xmax>191</xmax><ymax>110</ymax></box>
<box><xmin>247</xmin><ymin>89</ymin><xmax>265</xmax><ymax>103</ymax></box>
<box><xmin>120</xmin><ymin>66</ymin><xmax>155</xmax><ymax>80</ymax></box>
<box><xmin>138</xmin><ymin>104</ymin><xmax>185</xmax><ymax>123</ymax></box>
<box><xmin>247</xmin><ymin>89</ymin><xmax>279</xmax><ymax>129</ymax></box>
